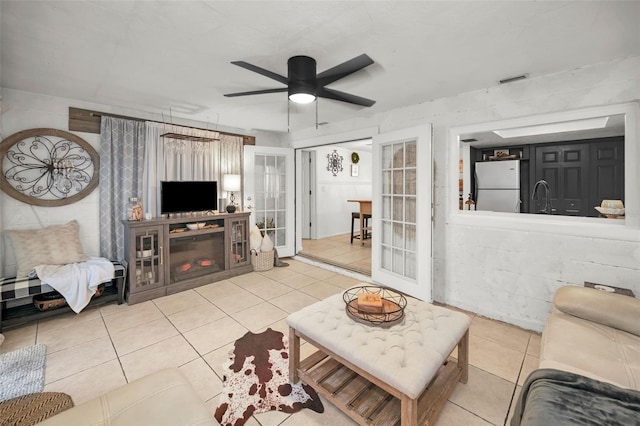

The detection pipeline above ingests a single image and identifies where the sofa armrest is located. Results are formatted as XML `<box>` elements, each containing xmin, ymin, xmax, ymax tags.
<box><xmin>553</xmin><ymin>286</ymin><xmax>640</xmax><ymax>336</ymax></box>
<box><xmin>39</xmin><ymin>368</ymin><xmax>218</xmax><ymax>426</ymax></box>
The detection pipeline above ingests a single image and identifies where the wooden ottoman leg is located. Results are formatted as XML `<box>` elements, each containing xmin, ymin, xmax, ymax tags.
<box><xmin>401</xmin><ymin>395</ymin><xmax>418</xmax><ymax>426</ymax></box>
<box><xmin>458</xmin><ymin>329</ymin><xmax>469</xmax><ymax>383</ymax></box>
<box><xmin>289</xmin><ymin>327</ymin><xmax>300</xmax><ymax>383</ymax></box>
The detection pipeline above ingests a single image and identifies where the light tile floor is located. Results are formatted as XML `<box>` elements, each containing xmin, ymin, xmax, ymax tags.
<box><xmin>301</xmin><ymin>233</ymin><xmax>371</xmax><ymax>275</ymax></box>
<box><xmin>0</xmin><ymin>259</ymin><xmax>539</xmax><ymax>426</ymax></box>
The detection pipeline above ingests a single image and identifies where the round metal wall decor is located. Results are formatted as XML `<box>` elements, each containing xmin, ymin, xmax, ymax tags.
<box><xmin>0</xmin><ymin>128</ymin><xmax>100</xmax><ymax>206</ymax></box>
<box><xmin>327</xmin><ymin>149</ymin><xmax>343</xmax><ymax>176</ymax></box>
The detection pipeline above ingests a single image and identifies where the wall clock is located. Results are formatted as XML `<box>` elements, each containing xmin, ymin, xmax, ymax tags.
<box><xmin>0</xmin><ymin>128</ymin><xmax>99</xmax><ymax>206</ymax></box>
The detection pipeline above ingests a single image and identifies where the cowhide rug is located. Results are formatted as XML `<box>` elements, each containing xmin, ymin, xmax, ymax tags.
<box><xmin>215</xmin><ymin>328</ymin><xmax>324</xmax><ymax>426</ymax></box>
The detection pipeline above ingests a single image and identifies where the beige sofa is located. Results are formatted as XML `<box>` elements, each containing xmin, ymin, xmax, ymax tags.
<box><xmin>539</xmin><ymin>285</ymin><xmax>640</xmax><ymax>390</ymax></box>
<box><xmin>39</xmin><ymin>368</ymin><xmax>218</xmax><ymax>425</ymax></box>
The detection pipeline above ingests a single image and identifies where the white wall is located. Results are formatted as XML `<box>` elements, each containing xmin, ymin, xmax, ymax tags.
<box><xmin>0</xmin><ymin>88</ymin><xmax>285</xmax><ymax>277</ymax></box>
<box><xmin>2</xmin><ymin>56</ymin><xmax>638</xmax><ymax>331</ymax></box>
<box><xmin>288</xmin><ymin>56</ymin><xmax>640</xmax><ymax>332</ymax></box>
<box><xmin>305</xmin><ymin>145</ymin><xmax>372</xmax><ymax>239</ymax></box>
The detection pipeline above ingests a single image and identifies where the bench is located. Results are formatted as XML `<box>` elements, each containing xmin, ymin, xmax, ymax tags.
<box><xmin>0</xmin><ymin>260</ymin><xmax>125</xmax><ymax>331</ymax></box>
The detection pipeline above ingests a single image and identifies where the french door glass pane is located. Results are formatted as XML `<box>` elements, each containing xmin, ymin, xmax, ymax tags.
<box><xmin>392</xmin><ymin>248</ymin><xmax>403</xmax><ymax>274</ymax></box>
<box><xmin>405</xmin><ymin>142</ymin><xmax>417</xmax><ymax>167</ymax></box>
<box><xmin>392</xmin><ymin>222</ymin><xmax>403</xmax><ymax>247</ymax></box>
<box><xmin>382</xmin><ymin>245</ymin><xmax>392</xmax><ymax>270</ymax></box>
<box><xmin>382</xmin><ymin>195</ymin><xmax>391</xmax><ymax>220</ymax></box>
<box><xmin>382</xmin><ymin>220</ymin><xmax>392</xmax><ymax>245</ymax></box>
<box><xmin>382</xmin><ymin>171</ymin><xmax>392</xmax><ymax>194</ymax></box>
<box><xmin>393</xmin><ymin>170</ymin><xmax>404</xmax><ymax>194</ymax></box>
<box><xmin>405</xmin><ymin>170</ymin><xmax>416</xmax><ymax>195</ymax></box>
<box><xmin>405</xmin><ymin>198</ymin><xmax>416</xmax><ymax>223</ymax></box>
<box><xmin>393</xmin><ymin>196</ymin><xmax>403</xmax><ymax>221</ymax></box>
<box><xmin>405</xmin><ymin>224</ymin><xmax>416</xmax><ymax>251</ymax></box>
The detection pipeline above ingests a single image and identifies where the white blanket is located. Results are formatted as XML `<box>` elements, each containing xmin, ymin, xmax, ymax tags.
<box><xmin>34</xmin><ymin>257</ymin><xmax>115</xmax><ymax>313</ymax></box>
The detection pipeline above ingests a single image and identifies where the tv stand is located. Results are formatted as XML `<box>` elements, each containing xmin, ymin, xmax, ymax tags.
<box><xmin>123</xmin><ymin>212</ymin><xmax>252</xmax><ymax>304</ymax></box>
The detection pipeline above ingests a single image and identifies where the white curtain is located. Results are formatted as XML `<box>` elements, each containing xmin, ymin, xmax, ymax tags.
<box><xmin>143</xmin><ymin>122</ymin><xmax>243</xmax><ymax>217</ymax></box>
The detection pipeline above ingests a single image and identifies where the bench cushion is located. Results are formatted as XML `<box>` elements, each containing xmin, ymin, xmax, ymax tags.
<box><xmin>287</xmin><ymin>292</ymin><xmax>471</xmax><ymax>399</ymax></box>
<box><xmin>1</xmin><ymin>261</ymin><xmax>125</xmax><ymax>302</ymax></box>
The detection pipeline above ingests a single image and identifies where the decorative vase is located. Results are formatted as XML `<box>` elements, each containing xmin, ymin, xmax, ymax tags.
<box><xmin>226</xmin><ymin>204</ymin><xmax>236</xmax><ymax>213</ymax></box>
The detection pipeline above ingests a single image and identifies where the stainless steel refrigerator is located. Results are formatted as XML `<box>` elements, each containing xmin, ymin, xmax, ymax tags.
<box><xmin>475</xmin><ymin>159</ymin><xmax>521</xmax><ymax>213</ymax></box>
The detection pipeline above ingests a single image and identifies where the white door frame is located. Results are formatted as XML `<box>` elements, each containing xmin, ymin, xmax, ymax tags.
<box><xmin>244</xmin><ymin>145</ymin><xmax>295</xmax><ymax>257</ymax></box>
<box><xmin>371</xmin><ymin>124</ymin><xmax>433</xmax><ymax>301</ymax></box>
<box><xmin>300</xmin><ymin>150</ymin><xmax>317</xmax><ymax>240</ymax></box>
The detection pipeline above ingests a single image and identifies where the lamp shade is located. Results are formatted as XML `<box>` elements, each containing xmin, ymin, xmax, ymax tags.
<box><xmin>223</xmin><ymin>174</ymin><xmax>241</xmax><ymax>192</ymax></box>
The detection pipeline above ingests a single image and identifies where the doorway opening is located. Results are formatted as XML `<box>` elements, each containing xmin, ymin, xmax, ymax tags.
<box><xmin>296</xmin><ymin>138</ymin><xmax>372</xmax><ymax>275</ymax></box>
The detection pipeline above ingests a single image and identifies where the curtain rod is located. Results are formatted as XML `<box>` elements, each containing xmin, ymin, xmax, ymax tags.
<box><xmin>85</xmin><ymin>110</ymin><xmax>248</xmax><ymax>140</ymax></box>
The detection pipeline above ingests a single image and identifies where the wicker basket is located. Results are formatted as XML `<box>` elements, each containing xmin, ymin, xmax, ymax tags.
<box><xmin>33</xmin><ymin>284</ymin><xmax>106</xmax><ymax>312</ymax></box>
<box><xmin>251</xmin><ymin>249</ymin><xmax>274</xmax><ymax>272</ymax></box>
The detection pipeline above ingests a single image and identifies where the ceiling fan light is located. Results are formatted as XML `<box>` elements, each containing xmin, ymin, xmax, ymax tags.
<box><xmin>289</xmin><ymin>92</ymin><xmax>316</xmax><ymax>104</ymax></box>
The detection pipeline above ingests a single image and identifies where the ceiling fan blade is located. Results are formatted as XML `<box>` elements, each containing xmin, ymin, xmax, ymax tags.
<box><xmin>316</xmin><ymin>54</ymin><xmax>374</xmax><ymax>86</ymax></box>
<box><xmin>231</xmin><ymin>61</ymin><xmax>288</xmax><ymax>85</ymax></box>
<box><xmin>224</xmin><ymin>88</ymin><xmax>288</xmax><ymax>97</ymax></box>
<box><xmin>317</xmin><ymin>87</ymin><xmax>376</xmax><ymax>107</ymax></box>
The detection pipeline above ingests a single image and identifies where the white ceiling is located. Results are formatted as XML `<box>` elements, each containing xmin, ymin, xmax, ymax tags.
<box><xmin>1</xmin><ymin>1</ymin><xmax>638</xmax><ymax>134</ymax></box>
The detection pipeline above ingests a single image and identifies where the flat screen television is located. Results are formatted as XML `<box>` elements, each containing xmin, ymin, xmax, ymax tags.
<box><xmin>161</xmin><ymin>181</ymin><xmax>218</xmax><ymax>214</ymax></box>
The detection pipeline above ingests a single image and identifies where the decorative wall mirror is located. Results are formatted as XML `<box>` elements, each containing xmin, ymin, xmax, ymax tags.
<box><xmin>0</xmin><ymin>128</ymin><xmax>99</xmax><ymax>206</ymax></box>
<box><xmin>450</xmin><ymin>103</ymin><xmax>638</xmax><ymax>229</ymax></box>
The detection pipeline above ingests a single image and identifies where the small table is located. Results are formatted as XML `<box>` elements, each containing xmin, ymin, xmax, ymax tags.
<box><xmin>347</xmin><ymin>199</ymin><xmax>372</xmax><ymax>246</ymax></box>
<box><xmin>287</xmin><ymin>293</ymin><xmax>471</xmax><ymax>425</ymax></box>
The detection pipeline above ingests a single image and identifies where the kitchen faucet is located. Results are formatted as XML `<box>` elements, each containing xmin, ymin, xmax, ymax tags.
<box><xmin>531</xmin><ymin>179</ymin><xmax>552</xmax><ymax>214</ymax></box>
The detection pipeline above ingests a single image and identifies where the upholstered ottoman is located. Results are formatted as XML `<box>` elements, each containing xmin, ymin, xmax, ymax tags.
<box><xmin>287</xmin><ymin>292</ymin><xmax>471</xmax><ymax>426</ymax></box>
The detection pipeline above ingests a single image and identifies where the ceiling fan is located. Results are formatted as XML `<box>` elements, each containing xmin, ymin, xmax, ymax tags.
<box><xmin>224</xmin><ymin>54</ymin><xmax>376</xmax><ymax>107</ymax></box>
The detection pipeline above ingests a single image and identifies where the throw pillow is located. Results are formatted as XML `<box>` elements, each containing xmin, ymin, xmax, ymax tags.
<box><xmin>249</xmin><ymin>225</ymin><xmax>263</xmax><ymax>251</ymax></box>
<box><xmin>260</xmin><ymin>233</ymin><xmax>274</xmax><ymax>252</ymax></box>
<box><xmin>6</xmin><ymin>220</ymin><xmax>88</xmax><ymax>277</ymax></box>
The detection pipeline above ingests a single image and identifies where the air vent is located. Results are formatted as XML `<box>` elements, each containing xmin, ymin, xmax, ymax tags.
<box><xmin>460</xmin><ymin>138</ymin><xmax>478</xmax><ymax>143</ymax></box>
<box><xmin>498</xmin><ymin>73</ymin><xmax>529</xmax><ymax>84</ymax></box>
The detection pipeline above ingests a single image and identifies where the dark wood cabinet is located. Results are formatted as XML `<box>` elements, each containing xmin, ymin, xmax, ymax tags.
<box><xmin>124</xmin><ymin>212</ymin><xmax>253</xmax><ymax>304</ymax></box>
<box><xmin>534</xmin><ymin>143</ymin><xmax>590</xmax><ymax>216</ymax></box>
<box><xmin>588</xmin><ymin>138</ymin><xmax>624</xmax><ymax>214</ymax></box>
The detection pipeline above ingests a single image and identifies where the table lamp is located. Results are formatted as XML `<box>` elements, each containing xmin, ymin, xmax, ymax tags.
<box><xmin>223</xmin><ymin>174</ymin><xmax>241</xmax><ymax>213</ymax></box>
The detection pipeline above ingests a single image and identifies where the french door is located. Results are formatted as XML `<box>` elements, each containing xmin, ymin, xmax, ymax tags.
<box><xmin>244</xmin><ymin>146</ymin><xmax>295</xmax><ymax>257</ymax></box>
<box><xmin>372</xmin><ymin>125</ymin><xmax>433</xmax><ymax>301</ymax></box>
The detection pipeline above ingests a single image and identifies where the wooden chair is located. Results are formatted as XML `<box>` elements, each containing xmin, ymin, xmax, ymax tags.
<box><xmin>350</xmin><ymin>212</ymin><xmax>372</xmax><ymax>244</ymax></box>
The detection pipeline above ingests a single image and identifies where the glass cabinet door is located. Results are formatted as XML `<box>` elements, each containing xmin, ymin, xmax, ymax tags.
<box><xmin>229</xmin><ymin>217</ymin><xmax>249</xmax><ymax>268</ymax></box>
<box><xmin>131</xmin><ymin>226</ymin><xmax>164</xmax><ymax>293</ymax></box>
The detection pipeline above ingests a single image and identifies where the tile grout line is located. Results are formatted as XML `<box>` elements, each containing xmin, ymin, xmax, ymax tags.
<box><xmin>502</xmin><ymin>334</ymin><xmax>531</xmax><ymax>426</ymax></box>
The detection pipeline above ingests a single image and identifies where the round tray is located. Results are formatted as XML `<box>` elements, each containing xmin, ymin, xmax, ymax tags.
<box><xmin>343</xmin><ymin>286</ymin><xmax>407</xmax><ymax>327</ymax></box>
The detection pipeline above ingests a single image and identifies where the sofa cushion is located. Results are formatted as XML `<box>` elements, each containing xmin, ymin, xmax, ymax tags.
<box><xmin>5</xmin><ymin>220</ymin><xmax>88</xmax><ymax>278</ymax></box>
<box><xmin>553</xmin><ymin>286</ymin><xmax>640</xmax><ymax>337</ymax></box>
<box><xmin>540</xmin><ymin>313</ymin><xmax>640</xmax><ymax>390</ymax></box>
